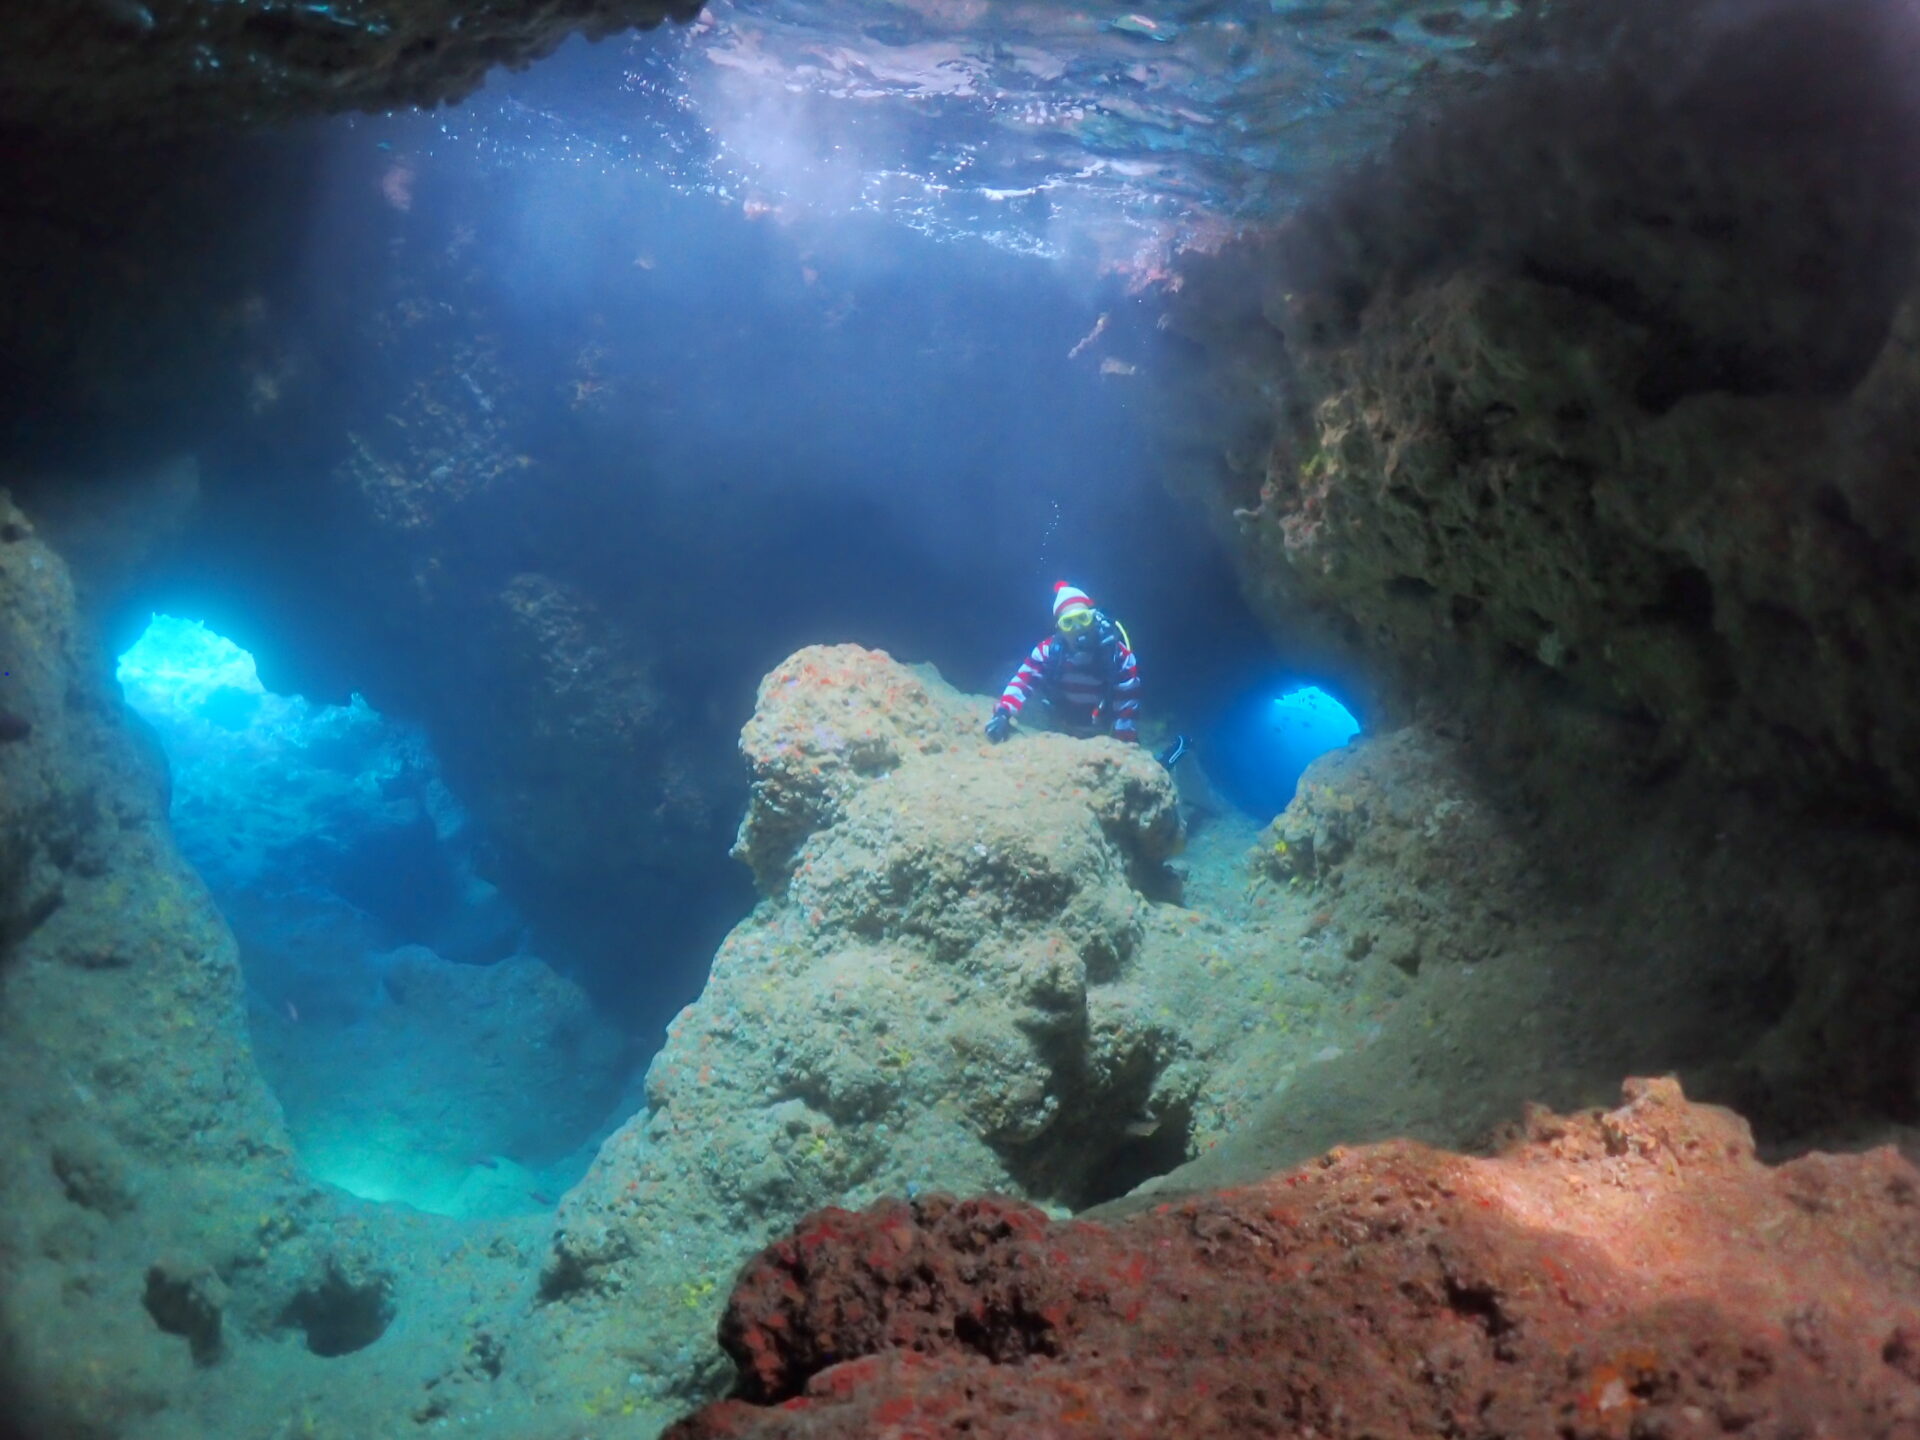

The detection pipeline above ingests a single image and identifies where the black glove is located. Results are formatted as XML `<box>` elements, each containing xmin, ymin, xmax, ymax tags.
<box><xmin>984</xmin><ymin>709</ymin><xmax>1012</xmax><ymax>743</ymax></box>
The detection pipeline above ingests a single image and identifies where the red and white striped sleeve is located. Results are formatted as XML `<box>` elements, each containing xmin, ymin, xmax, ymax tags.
<box><xmin>999</xmin><ymin>636</ymin><xmax>1054</xmax><ymax>713</ymax></box>
<box><xmin>1109</xmin><ymin>640</ymin><xmax>1141</xmax><ymax>741</ymax></box>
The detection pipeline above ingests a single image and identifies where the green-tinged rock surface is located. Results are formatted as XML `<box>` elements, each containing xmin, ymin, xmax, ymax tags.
<box><xmin>0</xmin><ymin>577</ymin><xmax>1406</xmax><ymax>1436</ymax></box>
<box><xmin>0</xmin><ymin>492</ymin><xmax>608</xmax><ymax>1439</ymax></box>
<box><xmin>514</xmin><ymin>644</ymin><xmax>1353</xmax><ymax>1423</ymax></box>
<box><xmin>1113</xmin><ymin>723</ymin><xmax>1920</xmax><ymax>1213</ymax></box>
<box><xmin>0</xmin><ymin>487</ymin><xmax>301</xmax><ymax>1434</ymax></box>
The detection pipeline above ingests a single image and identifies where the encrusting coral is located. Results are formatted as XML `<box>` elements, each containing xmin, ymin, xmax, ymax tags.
<box><xmin>669</xmin><ymin>1078</ymin><xmax>1920</xmax><ymax>1438</ymax></box>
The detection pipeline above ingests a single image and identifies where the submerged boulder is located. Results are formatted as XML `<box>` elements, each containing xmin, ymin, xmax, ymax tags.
<box><xmin>668</xmin><ymin>1078</ymin><xmax>1920</xmax><ymax>1437</ymax></box>
<box><xmin>517</xmin><ymin>645</ymin><xmax>1206</xmax><ymax>1415</ymax></box>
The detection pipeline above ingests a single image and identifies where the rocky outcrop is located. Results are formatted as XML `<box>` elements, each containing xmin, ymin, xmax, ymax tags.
<box><xmin>1168</xmin><ymin>0</ymin><xmax>1920</xmax><ymax>822</ymax></box>
<box><xmin>0</xmin><ymin>489</ymin><xmax>302</xmax><ymax>1433</ymax></box>
<box><xmin>507</xmin><ymin>646</ymin><xmax>1224</xmax><ymax>1421</ymax></box>
<box><xmin>3</xmin><ymin>0</ymin><xmax>698</xmax><ymax>135</ymax></box>
<box><xmin>0</xmin><ymin>491</ymin><xmax>626</xmax><ymax>1438</ymax></box>
<box><xmin>525</xmin><ymin>650</ymin><xmax>1920</xmax><ymax>1436</ymax></box>
<box><xmin>668</xmin><ymin>1077</ymin><xmax>1920</xmax><ymax>1438</ymax></box>
<box><xmin>1170</xmin><ymin>722</ymin><xmax>1920</xmax><ymax>1191</ymax></box>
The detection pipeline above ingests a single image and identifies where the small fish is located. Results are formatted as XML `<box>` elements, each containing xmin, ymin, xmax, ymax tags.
<box><xmin>1123</xmin><ymin>1115</ymin><xmax>1163</xmax><ymax>1138</ymax></box>
<box><xmin>527</xmin><ymin>1189</ymin><xmax>555</xmax><ymax>1206</ymax></box>
<box><xmin>472</xmin><ymin>1155</ymin><xmax>500</xmax><ymax>1170</ymax></box>
<box><xmin>1100</xmin><ymin>357</ymin><xmax>1138</xmax><ymax>376</ymax></box>
<box><xmin>284</xmin><ymin>1000</ymin><xmax>300</xmax><ymax>1023</ymax></box>
<box><xmin>0</xmin><ymin>710</ymin><xmax>30</xmax><ymax>743</ymax></box>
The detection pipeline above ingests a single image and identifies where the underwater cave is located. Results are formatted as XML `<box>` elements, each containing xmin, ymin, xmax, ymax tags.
<box><xmin>5</xmin><ymin>0</ymin><xmax>1920</xmax><ymax>1437</ymax></box>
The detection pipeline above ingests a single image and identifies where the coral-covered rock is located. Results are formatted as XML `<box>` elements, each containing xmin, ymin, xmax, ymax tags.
<box><xmin>1257</xmin><ymin>728</ymin><xmax>1531</xmax><ymax>978</ymax></box>
<box><xmin>735</xmin><ymin>644</ymin><xmax>1181</xmax><ymax>900</ymax></box>
<box><xmin>731</xmin><ymin>647</ymin><xmax>979</xmax><ymax>892</ymax></box>
<box><xmin>513</xmin><ymin>646</ymin><xmax>1214</xmax><ymax>1415</ymax></box>
<box><xmin>1169</xmin><ymin>0</ymin><xmax>1920</xmax><ymax>824</ymax></box>
<box><xmin>668</xmin><ymin>1078</ymin><xmax>1920</xmax><ymax>1438</ymax></box>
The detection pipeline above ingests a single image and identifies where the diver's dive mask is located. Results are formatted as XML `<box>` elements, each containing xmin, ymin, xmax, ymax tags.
<box><xmin>1058</xmin><ymin>607</ymin><xmax>1100</xmax><ymax>648</ymax></box>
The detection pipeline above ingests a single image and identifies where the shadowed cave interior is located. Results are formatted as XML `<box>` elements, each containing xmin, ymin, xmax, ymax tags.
<box><xmin>3</xmin><ymin>1</ymin><xmax>1920</xmax><ymax>1437</ymax></box>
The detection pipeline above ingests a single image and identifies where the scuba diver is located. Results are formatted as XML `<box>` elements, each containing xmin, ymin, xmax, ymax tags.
<box><xmin>985</xmin><ymin>581</ymin><xmax>1188</xmax><ymax>768</ymax></box>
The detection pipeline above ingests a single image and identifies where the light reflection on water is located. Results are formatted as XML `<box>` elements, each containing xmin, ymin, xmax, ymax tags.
<box><xmin>375</xmin><ymin>0</ymin><xmax>1529</xmax><ymax>267</ymax></box>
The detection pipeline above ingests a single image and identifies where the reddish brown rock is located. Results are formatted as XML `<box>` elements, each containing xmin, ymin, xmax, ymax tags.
<box><xmin>668</xmin><ymin>1078</ymin><xmax>1920</xmax><ymax>1439</ymax></box>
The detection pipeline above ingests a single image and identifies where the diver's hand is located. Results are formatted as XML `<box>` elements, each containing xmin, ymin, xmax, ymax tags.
<box><xmin>984</xmin><ymin>709</ymin><xmax>1013</xmax><ymax>743</ymax></box>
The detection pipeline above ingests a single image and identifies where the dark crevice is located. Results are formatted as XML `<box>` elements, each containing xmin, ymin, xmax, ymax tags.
<box><xmin>278</xmin><ymin>1263</ymin><xmax>395</xmax><ymax>1357</ymax></box>
<box><xmin>1640</xmin><ymin>564</ymin><xmax>1716</xmax><ymax>629</ymax></box>
<box><xmin>1443</xmin><ymin>1274</ymin><xmax>1515</xmax><ymax>1343</ymax></box>
<box><xmin>1075</xmin><ymin>1104</ymin><xmax>1196</xmax><ymax>1211</ymax></box>
<box><xmin>952</xmin><ymin>1301</ymin><xmax>1062</xmax><ymax>1363</ymax></box>
<box><xmin>143</xmin><ymin>1266</ymin><xmax>224</xmax><ymax>1367</ymax></box>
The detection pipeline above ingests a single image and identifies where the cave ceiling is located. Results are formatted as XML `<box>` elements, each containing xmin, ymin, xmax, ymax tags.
<box><xmin>3</xmin><ymin>0</ymin><xmax>700</xmax><ymax>133</ymax></box>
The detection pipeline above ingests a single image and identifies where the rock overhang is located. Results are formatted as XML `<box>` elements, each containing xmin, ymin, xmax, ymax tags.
<box><xmin>2</xmin><ymin>0</ymin><xmax>701</xmax><ymax>135</ymax></box>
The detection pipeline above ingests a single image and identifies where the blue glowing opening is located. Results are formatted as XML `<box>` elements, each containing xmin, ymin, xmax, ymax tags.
<box><xmin>115</xmin><ymin>614</ymin><xmax>449</xmax><ymax>911</ymax></box>
<box><xmin>1208</xmin><ymin>682</ymin><xmax>1362</xmax><ymax>818</ymax></box>
<box><xmin>1269</xmin><ymin>685</ymin><xmax>1362</xmax><ymax>758</ymax></box>
<box><xmin>117</xmin><ymin>613</ymin><xmax>267</xmax><ymax>729</ymax></box>
<box><xmin>116</xmin><ymin>616</ymin><xmax>565</xmax><ymax>1217</ymax></box>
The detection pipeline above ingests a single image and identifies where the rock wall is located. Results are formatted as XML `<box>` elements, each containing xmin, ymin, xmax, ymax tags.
<box><xmin>1166</xmin><ymin>0</ymin><xmax>1920</xmax><ymax>822</ymax></box>
<box><xmin>0</xmin><ymin>489</ymin><xmax>302</xmax><ymax>1434</ymax></box>
<box><xmin>1143</xmin><ymin>0</ymin><xmax>1920</xmax><ymax>1177</ymax></box>
<box><xmin>0</xmin><ymin>493</ymin><xmax>634</xmax><ymax>1438</ymax></box>
<box><xmin>1182</xmin><ymin>725</ymin><xmax>1920</xmax><ymax>1184</ymax></box>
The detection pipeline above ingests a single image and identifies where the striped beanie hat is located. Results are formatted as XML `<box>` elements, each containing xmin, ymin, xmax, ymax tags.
<box><xmin>1052</xmin><ymin>581</ymin><xmax>1095</xmax><ymax>625</ymax></box>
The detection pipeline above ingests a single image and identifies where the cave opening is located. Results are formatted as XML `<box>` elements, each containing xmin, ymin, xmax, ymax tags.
<box><xmin>117</xmin><ymin>613</ymin><xmax>626</xmax><ymax>1217</ymax></box>
<box><xmin>1204</xmin><ymin>681</ymin><xmax>1366</xmax><ymax>821</ymax></box>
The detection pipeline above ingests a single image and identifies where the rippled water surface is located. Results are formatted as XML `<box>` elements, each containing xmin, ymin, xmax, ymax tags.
<box><xmin>406</xmin><ymin>0</ymin><xmax>1530</xmax><ymax>265</ymax></box>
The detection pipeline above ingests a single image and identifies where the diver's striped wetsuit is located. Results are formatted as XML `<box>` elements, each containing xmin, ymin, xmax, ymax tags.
<box><xmin>997</xmin><ymin>618</ymin><xmax>1140</xmax><ymax>742</ymax></box>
